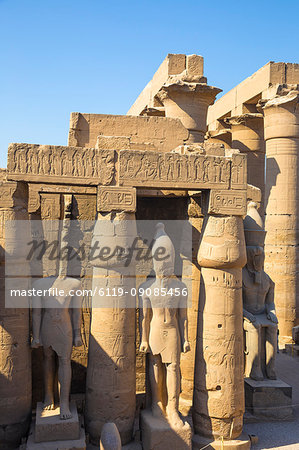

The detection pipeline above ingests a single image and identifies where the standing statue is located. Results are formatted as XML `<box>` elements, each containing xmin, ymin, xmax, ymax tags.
<box><xmin>243</xmin><ymin>202</ymin><xmax>278</xmax><ymax>381</ymax></box>
<box><xmin>31</xmin><ymin>195</ymin><xmax>83</xmax><ymax>419</ymax></box>
<box><xmin>139</xmin><ymin>223</ymin><xmax>190</xmax><ymax>428</ymax></box>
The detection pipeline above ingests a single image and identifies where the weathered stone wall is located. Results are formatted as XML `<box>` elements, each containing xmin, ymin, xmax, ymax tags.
<box><xmin>68</xmin><ymin>113</ymin><xmax>189</xmax><ymax>152</ymax></box>
<box><xmin>0</xmin><ymin>174</ymin><xmax>32</xmax><ymax>449</ymax></box>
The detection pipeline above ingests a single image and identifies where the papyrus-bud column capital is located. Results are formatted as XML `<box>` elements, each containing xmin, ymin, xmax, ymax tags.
<box><xmin>225</xmin><ymin>114</ymin><xmax>265</xmax><ymax>214</ymax></box>
<box><xmin>261</xmin><ymin>86</ymin><xmax>299</xmax><ymax>340</ymax></box>
<box><xmin>156</xmin><ymin>82</ymin><xmax>221</xmax><ymax>143</ymax></box>
<box><xmin>193</xmin><ymin>211</ymin><xmax>251</xmax><ymax>449</ymax></box>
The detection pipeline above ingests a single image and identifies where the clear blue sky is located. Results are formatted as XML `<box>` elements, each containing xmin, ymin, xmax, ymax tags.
<box><xmin>0</xmin><ymin>0</ymin><xmax>298</xmax><ymax>168</ymax></box>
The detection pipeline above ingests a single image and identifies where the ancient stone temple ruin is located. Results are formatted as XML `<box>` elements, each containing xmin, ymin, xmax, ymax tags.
<box><xmin>0</xmin><ymin>53</ymin><xmax>298</xmax><ymax>449</ymax></box>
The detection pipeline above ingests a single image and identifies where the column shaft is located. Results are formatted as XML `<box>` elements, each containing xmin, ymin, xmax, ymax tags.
<box><xmin>226</xmin><ymin>114</ymin><xmax>265</xmax><ymax>214</ymax></box>
<box><xmin>262</xmin><ymin>88</ymin><xmax>299</xmax><ymax>339</ymax></box>
<box><xmin>85</xmin><ymin>211</ymin><xmax>136</xmax><ymax>445</ymax></box>
<box><xmin>193</xmin><ymin>214</ymin><xmax>248</xmax><ymax>445</ymax></box>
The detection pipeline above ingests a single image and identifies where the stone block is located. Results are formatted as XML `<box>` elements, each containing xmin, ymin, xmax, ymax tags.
<box><xmin>192</xmin><ymin>432</ymin><xmax>251</xmax><ymax>449</ymax></box>
<box><xmin>244</xmin><ymin>378</ymin><xmax>293</xmax><ymax>421</ymax></box>
<box><xmin>35</xmin><ymin>401</ymin><xmax>80</xmax><ymax>443</ymax></box>
<box><xmin>168</xmin><ymin>54</ymin><xmax>186</xmax><ymax>75</ymax></box>
<box><xmin>26</xmin><ymin>422</ymin><xmax>86</xmax><ymax>449</ymax></box>
<box><xmin>140</xmin><ymin>410</ymin><xmax>191</xmax><ymax>450</ymax></box>
<box><xmin>187</xmin><ymin>54</ymin><xmax>204</xmax><ymax>77</ymax></box>
<box><xmin>68</xmin><ymin>113</ymin><xmax>189</xmax><ymax>152</ymax></box>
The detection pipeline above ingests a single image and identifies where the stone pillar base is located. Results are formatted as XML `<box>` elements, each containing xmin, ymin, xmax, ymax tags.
<box><xmin>192</xmin><ymin>432</ymin><xmax>251</xmax><ymax>450</ymax></box>
<box><xmin>245</xmin><ymin>378</ymin><xmax>293</xmax><ymax>421</ymax></box>
<box><xmin>141</xmin><ymin>410</ymin><xmax>191</xmax><ymax>450</ymax></box>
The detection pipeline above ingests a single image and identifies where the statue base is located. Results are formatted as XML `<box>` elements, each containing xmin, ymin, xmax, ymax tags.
<box><xmin>140</xmin><ymin>409</ymin><xmax>192</xmax><ymax>450</ymax></box>
<box><xmin>192</xmin><ymin>432</ymin><xmax>251</xmax><ymax>449</ymax></box>
<box><xmin>34</xmin><ymin>401</ymin><xmax>80</xmax><ymax>442</ymax></box>
<box><xmin>245</xmin><ymin>378</ymin><xmax>293</xmax><ymax>421</ymax></box>
<box><xmin>285</xmin><ymin>343</ymin><xmax>299</xmax><ymax>357</ymax></box>
<box><xmin>26</xmin><ymin>424</ymin><xmax>86</xmax><ymax>450</ymax></box>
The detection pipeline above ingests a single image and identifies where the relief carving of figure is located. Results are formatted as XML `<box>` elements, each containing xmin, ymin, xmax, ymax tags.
<box><xmin>243</xmin><ymin>202</ymin><xmax>278</xmax><ymax>380</ymax></box>
<box><xmin>203</xmin><ymin>159</ymin><xmax>210</xmax><ymax>182</ymax></box>
<box><xmin>41</xmin><ymin>148</ymin><xmax>51</xmax><ymax>174</ymax></box>
<box><xmin>139</xmin><ymin>223</ymin><xmax>190</xmax><ymax>428</ymax></box>
<box><xmin>100</xmin><ymin>150</ymin><xmax>115</xmax><ymax>184</ymax></box>
<box><xmin>166</xmin><ymin>154</ymin><xmax>175</xmax><ymax>180</ymax></box>
<box><xmin>53</xmin><ymin>150</ymin><xmax>61</xmax><ymax>176</ymax></box>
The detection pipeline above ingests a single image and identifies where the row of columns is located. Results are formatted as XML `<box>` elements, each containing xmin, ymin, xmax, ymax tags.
<box><xmin>209</xmin><ymin>85</ymin><xmax>299</xmax><ymax>340</ymax></box>
<box><xmin>146</xmin><ymin>74</ymin><xmax>299</xmax><ymax>339</ymax></box>
<box><xmin>85</xmin><ymin>198</ymin><xmax>250</xmax><ymax>448</ymax></box>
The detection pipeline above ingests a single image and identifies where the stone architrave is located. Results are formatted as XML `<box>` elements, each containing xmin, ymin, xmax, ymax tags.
<box><xmin>193</xmin><ymin>201</ymin><xmax>251</xmax><ymax>449</ymax></box>
<box><xmin>98</xmin><ymin>186</ymin><xmax>136</xmax><ymax>212</ymax></box>
<box><xmin>208</xmin><ymin>189</ymin><xmax>247</xmax><ymax>216</ymax></box>
<box><xmin>260</xmin><ymin>86</ymin><xmax>299</xmax><ymax>340</ymax></box>
<box><xmin>118</xmin><ymin>150</ymin><xmax>234</xmax><ymax>190</ymax></box>
<box><xmin>7</xmin><ymin>144</ymin><xmax>115</xmax><ymax>186</ymax></box>
<box><xmin>28</xmin><ymin>184</ymin><xmax>96</xmax><ymax>213</ymax></box>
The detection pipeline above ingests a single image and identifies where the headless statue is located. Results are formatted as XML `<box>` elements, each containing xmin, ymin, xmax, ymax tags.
<box><xmin>31</xmin><ymin>195</ymin><xmax>83</xmax><ymax>419</ymax></box>
<box><xmin>139</xmin><ymin>223</ymin><xmax>190</xmax><ymax>428</ymax></box>
<box><xmin>243</xmin><ymin>203</ymin><xmax>278</xmax><ymax>381</ymax></box>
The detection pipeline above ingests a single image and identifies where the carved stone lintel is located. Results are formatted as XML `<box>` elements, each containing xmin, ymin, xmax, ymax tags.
<box><xmin>208</xmin><ymin>189</ymin><xmax>247</xmax><ymax>216</ymax></box>
<box><xmin>28</xmin><ymin>184</ymin><xmax>97</xmax><ymax>213</ymax></box>
<box><xmin>97</xmin><ymin>186</ymin><xmax>137</xmax><ymax>212</ymax></box>
<box><xmin>7</xmin><ymin>144</ymin><xmax>115</xmax><ymax>186</ymax></box>
<box><xmin>118</xmin><ymin>150</ymin><xmax>235</xmax><ymax>190</ymax></box>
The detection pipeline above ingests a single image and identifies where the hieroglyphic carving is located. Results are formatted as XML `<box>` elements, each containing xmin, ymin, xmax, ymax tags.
<box><xmin>28</xmin><ymin>184</ymin><xmax>97</xmax><ymax>213</ymax></box>
<box><xmin>7</xmin><ymin>144</ymin><xmax>115</xmax><ymax>186</ymax></box>
<box><xmin>98</xmin><ymin>186</ymin><xmax>136</xmax><ymax>212</ymax></box>
<box><xmin>0</xmin><ymin>182</ymin><xmax>18</xmax><ymax>208</ymax></box>
<box><xmin>118</xmin><ymin>150</ymin><xmax>231</xmax><ymax>189</ymax></box>
<box><xmin>208</xmin><ymin>190</ymin><xmax>247</xmax><ymax>216</ymax></box>
<box><xmin>231</xmin><ymin>153</ymin><xmax>247</xmax><ymax>189</ymax></box>
<box><xmin>40</xmin><ymin>193</ymin><xmax>61</xmax><ymax>220</ymax></box>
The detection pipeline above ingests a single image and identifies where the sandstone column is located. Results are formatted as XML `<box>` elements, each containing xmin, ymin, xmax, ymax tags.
<box><xmin>0</xmin><ymin>178</ymin><xmax>31</xmax><ymax>449</ymax></box>
<box><xmin>179</xmin><ymin>197</ymin><xmax>203</xmax><ymax>415</ymax></box>
<box><xmin>225</xmin><ymin>114</ymin><xmax>265</xmax><ymax>214</ymax></box>
<box><xmin>86</xmin><ymin>211</ymin><xmax>137</xmax><ymax>445</ymax></box>
<box><xmin>193</xmin><ymin>211</ymin><xmax>250</xmax><ymax>449</ymax></box>
<box><xmin>157</xmin><ymin>82</ymin><xmax>221</xmax><ymax>143</ymax></box>
<box><xmin>261</xmin><ymin>86</ymin><xmax>299</xmax><ymax>340</ymax></box>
